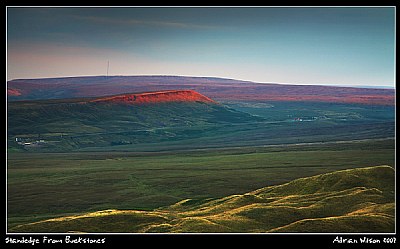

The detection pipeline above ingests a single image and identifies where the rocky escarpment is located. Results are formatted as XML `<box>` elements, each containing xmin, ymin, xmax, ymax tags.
<box><xmin>90</xmin><ymin>90</ymin><xmax>217</xmax><ymax>105</ymax></box>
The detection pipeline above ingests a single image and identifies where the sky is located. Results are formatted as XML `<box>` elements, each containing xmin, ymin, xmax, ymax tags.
<box><xmin>6</xmin><ymin>7</ymin><xmax>396</xmax><ymax>87</ymax></box>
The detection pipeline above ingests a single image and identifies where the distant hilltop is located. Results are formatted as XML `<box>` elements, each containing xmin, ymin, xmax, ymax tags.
<box><xmin>91</xmin><ymin>90</ymin><xmax>217</xmax><ymax>105</ymax></box>
<box><xmin>7</xmin><ymin>75</ymin><xmax>395</xmax><ymax>105</ymax></box>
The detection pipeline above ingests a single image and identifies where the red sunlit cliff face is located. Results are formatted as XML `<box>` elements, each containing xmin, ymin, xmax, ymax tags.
<box><xmin>90</xmin><ymin>90</ymin><xmax>217</xmax><ymax>105</ymax></box>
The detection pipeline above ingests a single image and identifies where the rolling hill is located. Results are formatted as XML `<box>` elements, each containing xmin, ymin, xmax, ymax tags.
<box><xmin>7</xmin><ymin>90</ymin><xmax>262</xmax><ymax>152</ymax></box>
<box><xmin>9</xmin><ymin>165</ymin><xmax>394</xmax><ymax>233</ymax></box>
<box><xmin>7</xmin><ymin>75</ymin><xmax>395</xmax><ymax>105</ymax></box>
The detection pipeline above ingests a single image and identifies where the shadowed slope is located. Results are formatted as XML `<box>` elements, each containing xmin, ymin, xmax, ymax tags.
<box><xmin>9</xmin><ymin>166</ymin><xmax>394</xmax><ymax>233</ymax></box>
<box><xmin>7</xmin><ymin>90</ymin><xmax>260</xmax><ymax>152</ymax></box>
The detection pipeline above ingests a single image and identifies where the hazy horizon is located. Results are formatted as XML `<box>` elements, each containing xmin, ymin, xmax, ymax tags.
<box><xmin>6</xmin><ymin>7</ymin><xmax>395</xmax><ymax>87</ymax></box>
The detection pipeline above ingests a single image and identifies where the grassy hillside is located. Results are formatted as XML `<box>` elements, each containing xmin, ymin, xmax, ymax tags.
<box><xmin>9</xmin><ymin>166</ymin><xmax>394</xmax><ymax>233</ymax></box>
<box><xmin>7</xmin><ymin>98</ymin><xmax>394</xmax><ymax>152</ymax></box>
<box><xmin>7</xmin><ymin>97</ymin><xmax>261</xmax><ymax>152</ymax></box>
<box><xmin>7</xmin><ymin>139</ymin><xmax>394</xmax><ymax>230</ymax></box>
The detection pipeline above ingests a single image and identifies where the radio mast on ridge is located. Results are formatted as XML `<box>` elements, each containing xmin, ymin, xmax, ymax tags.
<box><xmin>107</xmin><ymin>60</ymin><xmax>109</xmax><ymax>77</ymax></box>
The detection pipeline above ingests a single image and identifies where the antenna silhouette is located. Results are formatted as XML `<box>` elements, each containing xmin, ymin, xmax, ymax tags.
<box><xmin>107</xmin><ymin>60</ymin><xmax>109</xmax><ymax>77</ymax></box>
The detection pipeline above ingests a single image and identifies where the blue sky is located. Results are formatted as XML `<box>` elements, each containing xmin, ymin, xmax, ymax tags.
<box><xmin>6</xmin><ymin>7</ymin><xmax>395</xmax><ymax>87</ymax></box>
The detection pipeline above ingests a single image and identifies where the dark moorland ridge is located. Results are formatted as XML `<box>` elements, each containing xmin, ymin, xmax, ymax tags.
<box><xmin>9</xmin><ymin>165</ymin><xmax>394</xmax><ymax>233</ymax></box>
<box><xmin>7</xmin><ymin>75</ymin><xmax>395</xmax><ymax>105</ymax></box>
